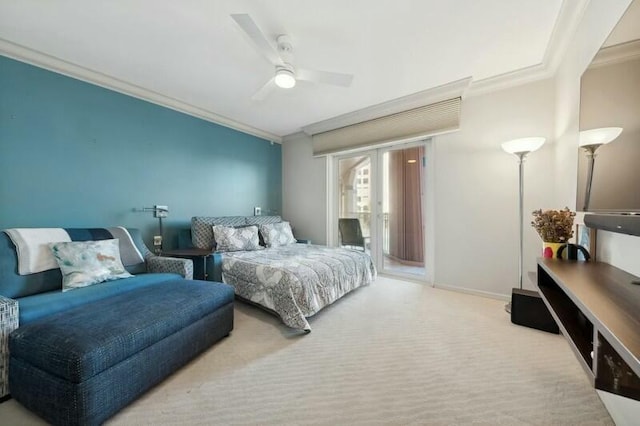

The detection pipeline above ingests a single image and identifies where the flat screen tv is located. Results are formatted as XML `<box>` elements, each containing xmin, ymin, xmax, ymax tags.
<box><xmin>578</xmin><ymin>2</ymin><xmax>640</xmax><ymax>236</ymax></box>
<box><xmin>577</xmin><ymin>42</ymin><xmax>640</xmax><ymax>214</ymax></box>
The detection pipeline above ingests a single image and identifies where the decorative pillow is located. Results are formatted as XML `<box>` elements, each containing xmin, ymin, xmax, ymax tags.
<box><xmin>212</xmin><ymin>225</ymin><xmax>261</xmax><ymax>252</ymax></box>
<box><xmin>49</xmin><ymin>239</ymin><xmax>133</xmax><ymax>292</ymax></box>
<box><xmin>259</xmin><ymin>221</ymin><xmax>297</xmax><ymax>248</ymax></box>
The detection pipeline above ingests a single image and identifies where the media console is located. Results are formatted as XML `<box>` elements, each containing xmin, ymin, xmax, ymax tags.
<box><xmin>537</xmin><ymin>258</ymin><xmax>640</xmax><ymax>400</ymax></box>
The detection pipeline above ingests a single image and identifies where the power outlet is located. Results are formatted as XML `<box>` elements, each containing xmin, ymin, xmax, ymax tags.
<box><xmin>254</xmin><ymin>206</ymin><xmax>262</xmax><ymax>216</ymax></box>
<box><xmin>153</xmin><ymin>235</ymin><xmax>163</xmax><ymax>246</ymax></box>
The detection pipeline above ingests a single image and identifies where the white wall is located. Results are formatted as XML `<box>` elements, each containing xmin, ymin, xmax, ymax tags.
<box><xmin>282</xmin><ymin>132</ymin><xmax>327</xmax><ymax>245</ymax></box>
<box><xmin>433</xmin><ymin>78</ymin><xmax>556</xmax><ymax>297</ymax></box>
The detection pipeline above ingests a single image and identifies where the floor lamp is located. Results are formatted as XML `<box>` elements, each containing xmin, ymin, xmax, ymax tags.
<box><xmin>501</xmin><ymin>137</ymin><xmax>546</xmax><ymax>313</ymax></box>
<box><xmin>579</xmin><ymin>127</ymin><xmax>622</xmax><ymax>211</ymax></box>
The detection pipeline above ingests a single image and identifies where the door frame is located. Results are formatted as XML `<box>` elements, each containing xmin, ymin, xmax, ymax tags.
<box><xmin>328</xmin><ymin>139</ymin><xmax>434</xmax><ymax>284</ymax></box>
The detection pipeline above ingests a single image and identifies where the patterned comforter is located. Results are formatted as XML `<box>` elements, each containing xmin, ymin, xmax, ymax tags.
<box><xmin>221</xmin><ymin>244</ymin><xmax>376</xmax><ymax>331</ymax></box>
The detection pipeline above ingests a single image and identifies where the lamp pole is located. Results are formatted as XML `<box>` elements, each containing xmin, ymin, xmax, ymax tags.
<box><xmin>501</xmin><ymin>136</ymin><xmax>545</xmax><ymax>315</ymax></box>
<box><xmin>582</xmin><ymin>145</ymin><xmax>599</xmax><ymax>211</ymax></box>
<box><xmin>517</xmin><ymin>152</ymin><xmax>526</xmax><ymax>291</ymax></box>
<box><xmin>505</xmin><ymin>151</ymin><xmax>528</xmax><ymax>313</ymax></box>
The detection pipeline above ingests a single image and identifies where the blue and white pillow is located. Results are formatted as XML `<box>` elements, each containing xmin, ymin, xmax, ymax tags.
<box><xmin>212</xmin><ymin>225</ymin><xmax>261</xmax><ymax>252</ymax></box>
<box><xmin>49</xmin><ymin>239</ymin><xmax>132</xmax><ymax>292</ymax></box>
<box><xmin>259</xmin><ymin>222</ymin><xmax>297</xmax><ymax>248</ymax></box>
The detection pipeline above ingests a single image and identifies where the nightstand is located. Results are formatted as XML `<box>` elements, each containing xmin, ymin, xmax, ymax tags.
<box><xmin>162</xmin><ymin>248</ymin><xmax>213</xmax><ymax>280</ymax></box>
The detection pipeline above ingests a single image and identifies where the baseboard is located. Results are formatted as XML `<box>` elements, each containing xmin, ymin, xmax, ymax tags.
<box><xmin>597</xmin><ymin>390</ymin><xmax>640</xmax><ymax>426</ymax></box>
<box><xmin>433</xmin><ymin>283</ymin><xmax>510</xmax><ymax>301</ymax></box>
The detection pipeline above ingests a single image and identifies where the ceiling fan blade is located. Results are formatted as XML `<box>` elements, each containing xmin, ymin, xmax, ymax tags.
<box><xmin>297</xmin><ymin>68</ymin><xmax>354</xmax><ymax>87</ymax></box>
<box><xmin>231</xmin><ymin>14</ymin><xmax>282</xmax><ymax>66</ymax></box>
<box><xmin>251</xmin><ymin>77</ymin><xmax>277</xmax><ymax>101</ymax></box>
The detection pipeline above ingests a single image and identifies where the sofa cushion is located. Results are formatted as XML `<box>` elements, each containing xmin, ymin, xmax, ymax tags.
<box><xmin>50</xmin><ymin>239</ymin><xmax>133</xmax><ymax>291</ymax></box>
<box><xmin>0</xmin><ymin>228</ymin><xmax>149</xmax><ymax>299</ymax></box>
<box><xmin>17</xmin><ymin>273</ymin><xmax>181</xmax><ymax>325</ymax></box>
<box><xmin>10</xmin><ymin>279</ymin><xmax>235</xmax><ymax>383</ymax></box>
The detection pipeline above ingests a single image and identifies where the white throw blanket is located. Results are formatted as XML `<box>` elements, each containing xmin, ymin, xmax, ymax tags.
<box><xmin>4</xmin><ymin>228</ymin><xmax>71</xmax><ymax>275</ymax></box>
<box><xmin>4</xmin><ymin>227</ymin><xmax>145</xmax><ymax>276</ymax></box>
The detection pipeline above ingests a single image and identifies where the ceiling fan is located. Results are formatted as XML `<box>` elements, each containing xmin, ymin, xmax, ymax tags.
<box><xmin>231</xmin><ymin>14</ymin><xmax>354</xmax><ymax>101</ymax></box>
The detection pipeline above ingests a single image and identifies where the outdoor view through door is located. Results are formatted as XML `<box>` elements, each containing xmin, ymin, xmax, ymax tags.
<box><xmin>338</xmin><ymin>146</ymin><xmax>426</xmax><ymax>278</ymax></box>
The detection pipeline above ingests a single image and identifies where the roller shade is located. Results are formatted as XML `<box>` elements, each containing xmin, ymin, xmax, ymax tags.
<box><xmin>312</xmin><ymin>97</ymin><xmax>461</xmax><ymax>156</ymax></box>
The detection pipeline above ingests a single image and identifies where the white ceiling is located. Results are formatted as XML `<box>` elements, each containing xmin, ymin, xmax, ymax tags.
<box><xmin>0</xmin><ymin>0</ymin><xmax>571</xmax><ymax>139</ymax></box>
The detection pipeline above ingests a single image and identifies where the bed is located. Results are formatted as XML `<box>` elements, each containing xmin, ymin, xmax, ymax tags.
<box><xmin>188</xmin><ymin>216</ymin><xmax>376</xmax><ymax>332</ymax></box>
<box><xmin>221</xmin><ymin>243</ymin><xmax>375</xmax><ymax>331</ymax></box>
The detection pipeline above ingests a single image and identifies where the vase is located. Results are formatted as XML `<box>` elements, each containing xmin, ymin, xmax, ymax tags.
<box><xmin>543</xmin><ymin>242</ymin><xmax>564</xmax><ymax>259</ymax></box>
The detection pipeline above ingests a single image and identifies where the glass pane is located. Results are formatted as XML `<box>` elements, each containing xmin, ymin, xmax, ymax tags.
<box><xmin>382</xmin><ymin>147</ymin><xmax>425</xmax><ymax>276</ymax></box>
<box><xmin>338</xmin><ymin>155</ymin><xmax>370</xmax><ymax>254</ymax></box>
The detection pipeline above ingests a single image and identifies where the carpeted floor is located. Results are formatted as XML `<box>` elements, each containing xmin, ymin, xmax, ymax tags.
<box><xmin>0</xmin><ymin>276</ymin><xmax>613</xmax><ymax>425</ymax></box>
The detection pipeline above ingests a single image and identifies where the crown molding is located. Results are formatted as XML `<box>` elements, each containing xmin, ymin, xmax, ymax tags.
<box><xmin>465</xmin><ymin>63</ymin><xmax>553</xmax><ymax>97</ymax></box>
<box><xmin>544</xmin><ymin>0</ymin><xmax>590</xmax><ymax>73</ymax></box>
<box><xmin>589</xmin><ymin>39</ymin><xmax>640</xmax><ymax>68</ymax></box>
<box><xmin>0</xmin><ymin>39</ymin><xmax>282</xmax><ymax>144</ymax></box>
<box><xmin>466</xmin><ymin>0</ymin><xmax>588</xmax><ymax>97</ymax></box>
<box><xmin>300</xmin><ymin>77</ymin><xmax>472</xmax><ymax>136</ymax></box>
<box><xmin>299</xmin><ymin>0</ymin><xmax>585</xmax><ymax>135</ymax></box>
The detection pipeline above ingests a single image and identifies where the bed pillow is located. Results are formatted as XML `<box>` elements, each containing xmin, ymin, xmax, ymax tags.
<box><xmin>49</xmin><ymin>239</ymin><xmax>133</xmax><ymax>292</ymax></box>
<box><xmin>259</xmin><ymin>221</ymin><xmax>297</xmax><ymax>248</ymax></box>
<box><xmin>212</xmin><ymin>225</ymin><xmax>261</xmax><ymax>252</ymax></box>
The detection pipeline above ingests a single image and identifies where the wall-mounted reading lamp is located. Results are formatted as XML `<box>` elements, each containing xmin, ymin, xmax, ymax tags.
<box><xmin>142</xmin><ymin>205</ymin><xmax>168</xmax><ymax>254</ymax></box>
<box><xmin>579</xmin><ymin>127</ymin><xmax>623</xmax><ymax>211</ymax></box>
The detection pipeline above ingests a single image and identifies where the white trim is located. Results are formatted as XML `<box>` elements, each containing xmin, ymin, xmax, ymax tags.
<box><xmin>458</xmin><ymin>0</ymin><xmax>587</xmax><ymax>98</ymax></box>
<box><xmin>424</xmin><ymin>140</ymin><xmax>435</xmax><ymax>286</ymax></box>
<box><xmin>589</xmin><ymin>39</ymin><xmax>640</xmax><ymax>68</ymax></box>
<box><xmin>301</xmin><ymin>78</ymin><xmax>471</xmax><ymax>136</ymax></box>
<box><xmin>465</xmin><ymin>63</ymin><xmax>553</xmax><ymax>97</ymax></box>
<box><xmin>544</xmin><ymin>0</ymin><xmax>590</xmax><ymax>74</ymax></box>
<box><xmin>0</xmin><ymin>39</ymin><xmax>282</xmax><ymax>144</ymax></box>
<box><xmin>434</xmin><ymin>283</ymin><xmax>511</xmax><ymax>302</ymax></box>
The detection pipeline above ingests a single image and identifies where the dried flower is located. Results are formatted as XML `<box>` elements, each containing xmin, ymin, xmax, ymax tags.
<box><xmin>531</xmin><ymin>207</ymin><xmax>576</xmax><ymax>243</ymax></box>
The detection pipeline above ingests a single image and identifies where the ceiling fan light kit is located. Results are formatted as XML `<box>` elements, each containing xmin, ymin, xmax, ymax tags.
<box><xmin>275</xmin><ymin>66</ymin><xmax>296</xmax><ymax>89</ymax></box>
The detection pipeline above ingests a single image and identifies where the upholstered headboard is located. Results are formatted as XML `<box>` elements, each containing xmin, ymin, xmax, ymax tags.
<box><xmin>190</xmin><ymin>216</ymin><xmax>282</xmax><ymax>250</ymax></box>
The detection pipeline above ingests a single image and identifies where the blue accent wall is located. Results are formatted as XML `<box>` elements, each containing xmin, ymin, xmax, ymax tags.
<box><xmin>0</xmin><ymin>55</ymin><xmax>281</xmax><ymax>248</ymax></box>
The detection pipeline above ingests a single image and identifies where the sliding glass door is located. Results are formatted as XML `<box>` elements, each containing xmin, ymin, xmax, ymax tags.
<box><xmin>333</xmin><ymin>141</ymin><xmax>429</xmax><ymax>281</ymax></box>
<box><xmin>379</xmin><ymin>145</ymin><xmax>426</xmax><ymax>278</ymax></box>
<box><xmin>336</xmin><ymin>153</ymin><xmax>375</xmax><ymax>255</ymax></box>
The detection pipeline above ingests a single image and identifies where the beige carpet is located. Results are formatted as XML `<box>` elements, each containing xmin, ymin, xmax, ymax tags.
<box><xmin>0</xmin><ymin>277</ymin><xmax>613</xmax><ymax>425</ymax></box>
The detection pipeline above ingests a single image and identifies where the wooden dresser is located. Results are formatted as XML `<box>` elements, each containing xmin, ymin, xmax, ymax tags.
<box><xmin>537</xmin><ymin>258</ymin><xmax>640</xmax><ymax>400</ymax></box>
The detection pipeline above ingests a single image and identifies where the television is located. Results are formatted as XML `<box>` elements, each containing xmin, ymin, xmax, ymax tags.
<box><xmin>578</xmin><ymin>1</ymin><xmax>640</xmax><ymax>237</ymax></box>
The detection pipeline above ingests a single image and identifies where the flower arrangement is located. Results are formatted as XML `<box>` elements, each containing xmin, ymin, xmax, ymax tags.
<box><xmin>531</xmin><ymin>207</ymin><xmax>576</xmax><ymax>243</ymax></box>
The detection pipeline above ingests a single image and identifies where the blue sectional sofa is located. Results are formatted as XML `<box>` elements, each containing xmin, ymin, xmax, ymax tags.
<box><xmin>0</xmin><ymin>227</ymin><xmax>234</xmax><ymax>424</ymax></box>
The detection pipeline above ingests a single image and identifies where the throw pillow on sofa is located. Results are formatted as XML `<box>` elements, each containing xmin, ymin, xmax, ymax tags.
<box><xmin>49</xmin><ymin>239</ymin><xmax>132</xmax><ymax>291</ymax></box>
